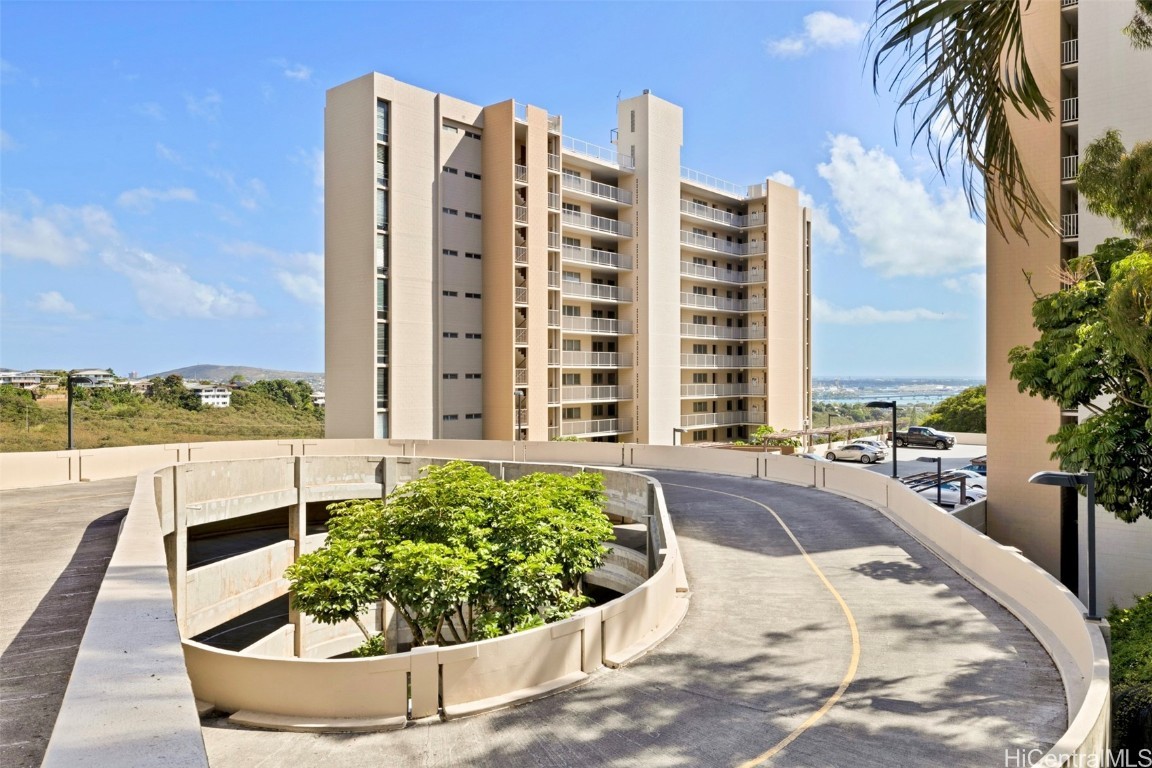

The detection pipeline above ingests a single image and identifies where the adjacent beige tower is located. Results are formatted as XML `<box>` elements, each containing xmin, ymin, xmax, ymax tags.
<box><xmin>326</xmin><ymin>74</ymin><xmax>812</xmax><ymax>445</ymax></box>
<box><xmin>987</xmin><ymin>0</ymin><xmax>1152</xmax><ymax>603</ymax></box>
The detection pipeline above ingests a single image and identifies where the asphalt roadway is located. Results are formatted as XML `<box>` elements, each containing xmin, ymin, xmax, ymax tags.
<box><xmin>201</xmin><ymin>468</ymin><xmax>1065</xmax><ymax>768</ymax></box>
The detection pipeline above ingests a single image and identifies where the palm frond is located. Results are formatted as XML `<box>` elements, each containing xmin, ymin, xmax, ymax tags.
<box><xmin>1124</xmin><ymin>0</ymin><xmax>1152</xmax><ymax>49</ymax></box>
<box><xmin>870</xmin><ymin>0</ymin><xmax>1056</xmax><ymax>239</ymax></box>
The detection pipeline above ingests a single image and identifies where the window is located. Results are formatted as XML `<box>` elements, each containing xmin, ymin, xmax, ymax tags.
<box><xmin>692</xmin><ymin>315</ymin><xmax>707</xmax><ymax>325</ymax></box>
<box><xmin>376</xmin><ymin>101</ymin><xmax>390</xmax><ymax>142</ymax></box>
<box><xmin>465</xmin><ymin>373</ymin><xmax>482</xmax><ymax>379</ymax></box>
<box><xmin>465</xmin><ymin>252</ymin><xmax>482</xmax><ymax>260</ymax></box>
<box><xmin>443</xmin><ymin>414</ymin><xmax>459</xmax><ymax>421</ymax></box>
<box><xmin>693</xmin><ymin>286</ymin><xmax>707</xmax><ymax>295</ymax></box>
<box><xmin>562</xmin><ymin>202</ymin><xmax>581</xmax><ymax>213</ymax></box>
<box><xmin>376</xmin><ymin>190</ymin><xmax>388</xmax><ymax>230</ymax></box>
<box><xmin>692</xmin><ymin>344</ymin><xmax>708</xmax><ymax>354</ymax></box>
<box><xmin>376</xmin><ymin>234</ymin><xmax>389</xmax><ymax>274</ymax></box>
<box><xmin>693</xmin><ymin>430</ymin><xmax>707</xmax><ymax>441</ymax></box>
<box><xmin>443</xmin><ymin>373</ymin><xmax>458</xmax><ymax>380</ymax></box>
<box><xmin>443</xmin><ymin>332</ymin><xmax>458</xmax><ymax>338</ymax></box>
<box><xmin>464</xmin><ymin>130</ymin><xmax>481</xmax><ymax>140</ymax></box>
<box><xmin>443</xmin><ymin>249</ymin><xmax>458</xmax><ymax>257</ymax></box>
<box><xmin>562</xmin><ymin>407</ymin><xmax>581</xmax><ymax>420</ymax></box>
<box><xmin>693</xmin><ymin>402</ymin><xmax>708</xmax><ymax>413</ymax></box>
<box><xmin>562</xmin><ymin>373</ymin><xmax>581</xmax><ymax>385</ymax></box>
<box><xmin>465</xmin><ymin>332</ymin><xmax>482</xmax><ymax>339</ymax></box>
<box><xmin>465</xmin><ymin>211</ymin><xmax>481</xmax><ymax>220</ymax></box>
<box><xmin>562</xmin><ymin>305</ymin><xmax>581</xmax><ymax>316</ymax></box>
<box><xmin>562</xmin><ymin>236</ymin><xmax>581</xmax><ymax>247</ymax></box>
<box><xmin>563</xmin><ymin>270</ymin><xmax>581</xmax><ymax>282</ymax></box>
<box><xmin>562</xmin><ymin>168</ymin><xmax>582</xmax><ymax>178</ymax></box>
<box><xmin>442</xmin><ymin>290</ymin><xmax>458</xmax><ymax>297</ymax></box>
<box><xmin>630</xmin><ymin>110</ymin><xmax>636</xmax><ymax>132</ymax></box>
<box><xmin>465</xmin><ymin>171</ymin><xmax>481</xmax><ymax>180</ymax></box>
<box><xmin>443</xmin><ymin>166</ymin><xmax>458</xmax><ymax>174</ymax></box>
<box><xmin>442</xmin><ymin>124</ymin><xmax>459</xmax><ymax>133</ymax></box>
<box><xmin>465</xmin><ymin>292</ymin><xmax>481</xmax><ymax>299</ymax></box>
<box><xmin>692</xmin><ymin>373</ymin><xmax>707</xmax><ymax>383</ymax></box>
<box><xmin>465</xmin><ymin>413</ymin><xmax>482</xmax><ymax>420</ymax></box>
<box><xmin>443</xmin><ymin>207</ymin><xmax>458</xmax><ymax>216</ymax></box>
<box><xmin>376</xmin><ymin>145</ymin><xmax>389</xmax><ymax>186</ymax></box>
<box><xmin>693</xmin><ymin>257</ymin><xmax>707</xmax><ymax>265</ymax></box>
<box><xmin>377</xmin><ymin>325</ymin><xmax>388</xmax><ymax>364</ymax></box>
<box><xmin>563</xmin><ymin>339</ymin><xmax>581</xmax><ymax>351</ymax></box>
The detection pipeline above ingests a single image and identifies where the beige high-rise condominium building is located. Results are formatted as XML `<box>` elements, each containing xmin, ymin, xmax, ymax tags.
<box><xmin>987</xmin><ymin>0</ymin><xmax>1151</xmax><ymax>605</ymax></box>
<box><xmin>325</xmin><ymin>73</ymin><xmax>812</xmax><ymax>445</ymax></box>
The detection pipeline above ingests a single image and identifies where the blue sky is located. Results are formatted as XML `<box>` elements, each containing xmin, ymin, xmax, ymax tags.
<box><xmin>0</xmin><ymin>1</ymin><xmax>986</xmax><ymax>378</ymax></box>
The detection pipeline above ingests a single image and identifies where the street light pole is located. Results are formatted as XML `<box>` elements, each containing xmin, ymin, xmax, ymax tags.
<box><xmin>672</xmin><ymin>427</ymin><xmax>686</xmax><ymax>446</ymax></box>
<box><xmin>866</xmin><ymin>400</ymin><xmax>897</xmax><ymax>479</ymax></box>
<box><xmin>66</xmin><ymin>373</ymin><xmax>95</xmax><ymax>451</ymax></box>
<box><xmin>1028</xmin><ymin>470</ymin><xmax>1099</xmax><ymax>620</ymax></box>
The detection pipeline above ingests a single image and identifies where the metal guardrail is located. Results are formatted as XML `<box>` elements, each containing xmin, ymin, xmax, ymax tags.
<box><xmin>562</xmin><ymin>316</ymin><xmax>633</xmax><ymax>334</ymax></box>
<box><xmin>680</xmin><ymin>383</ymin><xmax>765</xmax><ymax>397</ymax></box>
<box><xmin>1061</xmin><ymin>155</ymin><xmax>1079</xmax><ymax>181</ymax></box>
<box><xmin>563</xmin><ymin>209</ymin><xmax>633</xmax><ymax>238</ymax></box>
<box><xmin>562</xmin><ymin>351</ymin><xmax>633</xmax><ymax>367</ymax></box>
<box><xmin>562</xmin><ymin>174</ymin><xmax>633</xmax><ymax>205</ymax></box>
<box><xmin>1062</xmin><ymin>38</ymin><xmax>1078</xmax><ymax>65</ymax></box>
<box><xmin>562</xmin><ymin>280</ymin><xmax>633</xmax><ymax>302</ymax></box>
<box><xmin>562</xmin><ymin>244</ymin><xmax>632</xmax><ymax>270</ymax></box>
<box><xmin>680</xmin><ymin>323</ymin><xmax>764</xmax><ymax>340</ymax></box>
<box><xmin>1062</xmin><ymin>97</ymin><xmax>1079</xmax><ymax>123</ymax></box>
<box><xmin>680</xmin><ymin>261</ymin><xmax>764</xmax><ymax>284</ymax></box>
<box><xmin>561</xmin><ymin>385</ymin><xmax>633</xmax><ymax>401</ymax></box>
<box><xmin>560</xmin><ymin>417</ymin><xmax>634</xmax><ymax>436</ymax></box>
<box><xmin>1062</xmin><ymin>213</ymin><xmax>1079</xmax><ymax>238</ymax></box>
<box><xmin>562</xmin><ymin>136</ymin><xmax>635</xmax><ymax>170</ymax></box>
<box><xmin>679</xmin><ymin>292</ymin><xmax>765</xmax><ymax>312</ymax></box>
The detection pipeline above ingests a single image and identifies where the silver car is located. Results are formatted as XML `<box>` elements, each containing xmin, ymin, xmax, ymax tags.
<box><xmin>825</xmin><ymin>444</ymin><xmax>887</xmax><ymax>464</ymax></box>
<box><xmin>918</xmin><ymin>481</ymin><xmax>987</xmax><ymax>507</ymax></box>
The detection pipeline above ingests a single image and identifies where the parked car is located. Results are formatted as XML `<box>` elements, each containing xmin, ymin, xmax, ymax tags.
<box><xmin>891</xmin><ymin>426</ymin><xmax>956</xmax><ymax>449</ymax></box>
<box><xmin>849</xmin><ymin>439</ymin><xmax>888</xmax><ymax>452</ymax></box>
<box><xmin>826</xmin><ymin>444</ymin><xmax>887</xmax><ymax>464</ymax></box>
<box><xmin>958</xmin><ymin>462</ymin><xmax>987</xmax><ymax>477</ymax></box>
<box><xmin>918</xmin><ymin>481</ymin><xmax>987</xmax><ymax>507</ymax></box>
<box><xmin>948</xmin><ymin>469</ymin><xmax>988</xmax><ymax>492</ymax></box>
<box><xmin>795</xmin><ymin>452</ymin><xmax>832</xmax><ymax>462</ymax></box>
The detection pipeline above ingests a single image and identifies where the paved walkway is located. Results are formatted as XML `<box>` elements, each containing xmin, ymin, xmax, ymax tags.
<box><xmin>200</xmin><ymin>470</ymin><xmax>1066</xmax><ymax>767</ymax></box>
<box><xmin>0</xmin><ymin>477</ymin><xmax>135</xmax><ymax>768</ymax></box>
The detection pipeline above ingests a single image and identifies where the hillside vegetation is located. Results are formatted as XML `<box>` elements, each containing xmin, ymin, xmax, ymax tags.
<box><xmin>0</xmin><ymin>380</ymin><xmax>323</xmax><ymax>453</ymax></box>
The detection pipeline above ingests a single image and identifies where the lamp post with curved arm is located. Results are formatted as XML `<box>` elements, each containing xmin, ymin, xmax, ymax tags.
<box><xmin>866</xmin><ymin>400</ymin><xmax>897</xmax><ymax>478</ymax></box>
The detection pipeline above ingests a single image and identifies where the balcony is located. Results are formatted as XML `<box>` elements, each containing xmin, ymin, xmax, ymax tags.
<box><xmin>1062</xmin><ymin>39</ymin><xmax>1078</xmax><ymax>65</ymax></box>
<box><xmin>514</xmin><ymin>287</ymin><xmax>528</xmax><ymax>304</ymax></box>
<box><xmin>562</xmin><ymin>316</ymin><xmax>634</xmax><ymax>335</ymax></box>
<box><xmin>1062</xmin><ymin>0</ymin><xmax>1077</xmax><ymax>5</ymax></box>
<box><xmin>548</xmin><ymin>271</ymin><xmax>560</xmax><ymax>288</ymax></box>
<box><xmin>561</xmin><ymin>174</ymin><xmax>633</xmax><ymax>205</ymax></box>
<box><xmin>562</xmin><ymin>280</ymin><xmax>632</xmax><ymax>303</ymax></box>
<box><xmin>680</xmin><ymin>199</ymin><xmax>746</xmax><ymax>228</ymax></box>
<box><xmin>548</xmin><ymin>232</ymin><xmax>561</xmax><ymax>249</ymax></box>
<box><xmin>680</xmin><ymin>411</ymin><xmax>768</xmax><ymax>428</ymax></box>
<box><xmin>548</xmin><ymin>349</ymin><xmax>561</xmax><ymax>366</ymax></box>
<box><xmin>514</xmin><ymin>164</ymin><xmax>527</xmax><ymax>184</ymax></box>
<box><xmin>1062</xmin><ymin>213</ymin><xmax>1079</xmax><ymax>239</ymax></box>
<box><xmin>514</xmin><ymin>246</ymin><xmax>528</xmax><ymax>264</ymax></box>
<box><xmin>562</xmin><ymin>244</ymin><xmax>632</xmax><ymax>270</ymax></box>
<box><xmin>562</xmin><ymin>351</ymin><xmax>633</xmax><ymax>368</ymax></box>
<box><xmin>515</xmin><ymin>205</ymin><xmax>528</xmax><ymax>223</ymax></box>
<box><xmin>680</xmin><ymin>383</ymin><xmax>766</xmax><ymax>398</ymax></box>
<box><xmin>1062</xmin><ymin>97</ymin><xmax>1079</xmax><ymax>123</ymax></box>
<box><xmin>548</xmin><ymin>154</ymin><xmax>560</xmax><ymax>172</ymax></box>
<box><xmin>548</xmin><ymin>192</ymin><xmax>560</xmax><ymax>210</ymax></box>
<box><xmin>680</xmin><ymin>167</ymin><xmax>746</xmax><ymax>198</ymax></box>
<box><xmin>562</xmin><ymin>136</ymin><xmax>635</xmax><ymax>170</ymax></box>
<box><xmin>548</xmin><ymin>114</ymin><xmax>561</xmax><ymax>133</ymax></box>
<box><xmin>548</xmin><ymin>387</ymin><xmax>560</xmax><ymax>405</ymax></box>
<box><xmin>514</xmin><ymin>327</ymin><xmax>527</xmax><ymax>345</ymax></box>
<box><xmin>679</xmin><ymin>354</ymin><xmax>752</xmax><ymax>368</ymax></box>
<box><xmin>548</xmin><ymin>309</ymin><xmax>560</xmax><ymax>328</ymax></box>
<box><xmin>680</xmin><ymin>261</ymin><xmax>765</xmax><ymax>284</ymax></box>
<box><xmin>680</xmin><ymin>230</ymin><xmax>761</xmax><ymax>256</ymax></box>
<box><xmin>680</xmin><ymin>292</ymin><xmax>765</xmax><ymax>313</ymax></box>
<box><xmin>561</xmin><ymin>385</ymin><xmax>633</xmax><ymax>402</ymax></box>
<box><xmin>680</xmin><ymin>323</ymin><xmax>765</xmax><ymax>340</ymax></box>
<box><xmin>559</xmin><ymin>417</ymin><xmax>633</xmax><ymax>437</ymax></box>
<box><xmin>514</xmin><ymin>369</ymin><xmax>527</xmax><ymax>385</ymax></box>
<box><xmin>1062</xmin><ymin>155</ymin><xmax>1079</xmax><ymax>181</ymax></box>
<box><xmin>562</xmin><ymin>209</ymin><xmax>633</xmax><ymax>238</ymax></box>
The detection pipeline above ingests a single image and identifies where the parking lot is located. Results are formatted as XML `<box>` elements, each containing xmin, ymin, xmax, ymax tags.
<box><xmin>806</xmin><ymin>439</ymin><xmax>987</xmax><ymax>478</ymax></box>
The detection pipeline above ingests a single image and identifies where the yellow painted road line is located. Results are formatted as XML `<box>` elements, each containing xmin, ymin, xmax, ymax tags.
<box><xmin>664</xmin><ymin>482</ymin><xmax>861</xmax><ymax>768</ymax></box>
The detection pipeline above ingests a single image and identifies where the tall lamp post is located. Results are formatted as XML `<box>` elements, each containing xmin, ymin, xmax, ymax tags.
<box><xmin>866</xmin><ymin>400</ymin><xmax>897</xmax><ymax>479</ymax></box>
<box><xmin>66</xmin><ymin>373</ymin><xmax>95</xmax><ymax>451</ymax></box>
<box><xmin>513</xmin><ymin>389</ymin><xmax>525</xmax><ymax>441</ymax></box>
<box><xmin>672</xmin><ymin>427</ymin><xmax>686</xmax><ymax>446</ymax></box>
<box><xmin>917</xmin><ymin>455</ymin><xmax>943</xmax><ymax>506</ymax></box>
<box><xmin>1029</xmin><ymin>471</ymin><xmax>1098</xmax><ymax>620</ymax></box>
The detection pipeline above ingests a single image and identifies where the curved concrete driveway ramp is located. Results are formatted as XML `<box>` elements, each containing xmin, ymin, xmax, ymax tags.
<box><xmin>202</xmin><ymin>471</ymin><xmax>1066</xmax><ymax>768</ymax></box>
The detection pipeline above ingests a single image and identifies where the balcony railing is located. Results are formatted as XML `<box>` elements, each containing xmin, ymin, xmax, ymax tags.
<box><xmin>515</xmin><ymin>246</ymin><xmax>528</xmax><ymax>264</ymax></box>
<box><xmin>680</xmin><ymin>383</ymin><xmax>766</xmax><ymax>398</ymax></box>
<box><xmin>513</xmin><ymin>102</ymin><xmax>528</xmax><ymax>123</ymax></box>
<box><xmin>680</xmin><ymin>167</ymin><xmax>745</xmax><ymax>198</ymax></box>
<box><xmin>514</xmin><ymin>327</ymin><xmax>527</xmax><ymax>345</ymax></box>
<box><xmin>561</xmin><ymin>174</ymin><xmax>633</xmax><ymax>205</ymax></box>
<box><xmin>515</xmin><ymin>205</ymin><xmax>528</xmax><ymax>223</ymax></box>
<box><xmin>562</xmin><ymin>351</ymin><xmax>633</xmax><ymax>368</ymax></box>
<box><xmin>548</xmin><ymin>271</ymin><xmax>560</xmax><ymax>288</ymax></box>
<box><xmin>562</xmin><ymin>281</ymin><xmax>633</xmax><ymax>302</ymax></box>
<box><xmin>562</xmin><ymin>209</ymin><xmax>633</xmax><ymax>238</ymax></box>
<box><xmin>548</xmin><ymin>387</ymin><xmax>560</xmax><ymax>404</ymax></box>
<box><xmin>1062</xmin><ymin>155</ymin><xmax>1079</xmax><ymax>181</ymax></box>
<box><xmin>680</xmin><ymin>230</ymin><xmax>761</xmax><ymax>256</ymax></box>
<box><xmin>680</xmin><ymin>293</ymin><xmax>765</xmax><ymax>312</ymax></box>
<box><xmin>514</xmin><ymin>287</ymin><xmax>528</xmax><ymax>304</ymax></box>
<box><xmin>562</xmin><ymin>316</ymin><xmax>634</xmax><ymax>335</ymax></box>
<box><xmin>562</xmin><ymin>244</ymin><xmax>632</xmax><ymax>270</ymax></box>
<box><xmin>547</xmin><ymin>114</ymin><xmax>561</xmax><ymax>133</ymax></box>
<box><xmin>562</xmin><ymin>136</ymin><xmax>635</xmax><ymax>170</ymax></box>
<box><xmin>560</xmin><ymin>417</ymin><xmax>633</xmax><ymax>436</ymax></box>
<box><xmin>548</xmin><ymin>192</ymin><xmax>560</xmax><ymax>210</ymax></box>
<box><xmin>680</xmin><ymin>261</ymin><xmax>765</xmax><ymax>284</ymax></box>
<box><xmin>679</xmin><ymin>354</ymin><xmax>752</xmax><ymax>368</ymax></box>
<box><xmin>1061</xmin><ymin>0</ymin><xmax>1077</xmax><ymax>5</ymax></box>
<box><xmin>514</xmin><ymin>369</ymin><xmax>527</xmax><ymax>385</ymax></box>
<box><xmin>562</xmin><ymin>385</ymin><xmax>633</xmax><ymax>402</ymax></box>
<box><xmin>548</xmin><ymin>154</ymin><xmax>560</xmax><ymax>171</ymax></box>
<box><xmin>680</xmin><ymin>199</ymin><xmax>746</xmax><ymax>228</ymax></box>
<box><xmin>1062</xmin><ymin>97</ymin><xmax>1079</xmax><ymax>123</ymax></box>
<box><xmin>1062</xmin><ymin>39</ymin><xmax>1078</xmax><ymax>65</ymax></box>
<box><xmin>1062</xmin><ymin>213</ymin><xmax>1079</xmax><ymax>238</ymax></box>
<box><xmin>515</xmin><ymin>164</ymin><xmax>527</xmax><ymax>183</ymax></box>
<box><xmin>680</xmin><ymin>411</ymin><xmax>768</xmax><ymax>428</ymax></box>
<box><xmin>548</xmin><ymin>232</ymin><xmax>561</xmax><ymax>249</ymax></box>
<box><xmin>548</xmin><ymin>349</ymin><xmax>561</xmax><ymax>366</ymax></box>
<box><xmin>680</xmin><ymin>323</ymin><xmax>765</xmax><ymax>340</ymax></box>
<box><xmin>548</xmin><ymin>310</ymin><xmax>560</xmax><ymax>328</ymax></box>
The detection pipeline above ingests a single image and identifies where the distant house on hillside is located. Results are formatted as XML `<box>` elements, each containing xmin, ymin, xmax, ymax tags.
<box><xmin>312</xmin><ymin>391</ymin><xmax>325</xmax><ymax>408</ymax></box>
<box><xmin>185</xmin><ymin>382</ymin><xmax>231</xmax><ymax>408</ymax></box>
<box><xmin>0</xmin><ymin>371</ymin><xmax>43</xmax><ymax>390</ymax></box>
<box><xmin>71</xmin><ymin>369</ymin><xmax>118</xmax><ymax>387</ymax></box>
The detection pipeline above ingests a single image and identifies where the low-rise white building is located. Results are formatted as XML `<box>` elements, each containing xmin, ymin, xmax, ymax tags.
<box><xmin>185</xmin><ymin>383</ymin><xmax>231</xmax><ymax>408</ymax></box>
<box><xmin>0</xmin><ymin>371</ymin><xmax>43</xmax><ymax>389</ymax></box>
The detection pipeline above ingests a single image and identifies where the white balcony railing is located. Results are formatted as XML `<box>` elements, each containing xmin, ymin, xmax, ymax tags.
<box><xmin>680</xmin><ymin>323</ymin><xmax>765</xmax><ymax>340</ymax></box>
<box><xmin>562</xmin><ymin>281</ymin><xmax>633</xmax><ymax>302</ymax></box>
<box><xmin>680</xmin><ymin>411</ymin><xmax>768</xmax><ymax>428</ymax></box>
<box><xmin>561</xmin><ymin>174</ymin><xmax>633</xmax><ymax>205</ymax></box>
<box><xmin>548</xmin><ymin>154</ymin><xmax>560</xmax><ymax>171</ymax></box>
<box><xmin>515</xmin><ymin>205</ymin><xmax>528</xmax><ymax>223</ymax></box>
<box><xmin>1061</xmin><ymin>0</ymin><xmax>1077</xmax><ymax>6</ymax></box>
<box><xmin>680</xmin><ymin>199</ymin><xmax>746</xmax><ymax>228</ymax></box>
<box><xmin>562</xmin><ymin>209</ymin><xmax>633</xmax><ymax>238</ymax></box>
<box><xmin>562</xmin><ymin>316</ymin><xmax>633</xmax><ymax>335</ymax></box>
<box><xmin>548</xmin><ymin>271</ymin><xmax>560</xmax><ymax>288</ymax></box>
<box><xmin>548</xmin><ymin>193</ymin><xmax>560</xmax><ymax>210</ymax></box>
<box><xmin>561</xmin><ymin>136</ymin><xmax>635</xmax><ymax>170</ymax></box>
<box><xmin>680</xmin><ymin>383</ymin><xmax>766</xmax><ymax>398</ymax></box>
<box><xmin>1062</xmin><ymin>155</ymin><xmax>1079</xmax><ymax>181</ymax></box>
<box><xmin>514</xmin><ymin>369</ymin><xmax>527</xmax><ymax>385</ymax></box>
<box><xmin>561</xmin><ymin>385</ymin><xmax>633</xmax><ymax>402</ymax></box>
<box><xmin>680</xmin><ymin>167</ymin><xmax>745</xmax><ymax>198</ymax></box>
<box><xmin>680</xmin><ymin>230</ymin><xmax>762</xmax><ymax>256</ymax></box>
<box><xmin>680</xmin><ymin>261</ymin><xmax>764</xmax><ymax>284</ymax></box>
<box><xmin>679</xmin><ymin>354</ymin><xmax>752</xmax><ymax>368</ymax></box>
<box><xmin>680</xmin><ymin>292</ymin><xmax>765</xmax><ymax>313</ymax></box>
<box><xmin>1062</xmin><ymin>39</ymin><xmax>1078</xmax><ymax>65</ymax></box>
<box><xmin>1062</xmin><ymin>213</ymin><xmax>1079</xmax><ymax>238</ymax></box>
<box><xmin>548</xmin><ymin>387</ymin><xmax>560</xmax><ymax>404</ymax></box>
<box><xmin>560</xmin><ymin>417</ymin><xmax>633</xmax><ymax>436</ymax></box>
<box><xmin>562</xmin><ymin>244</ymin><xmax>633</xmax><ymax>270</ymax></box>
<box><xmin>548</xmin><ymin>232</ymin><xmax>561</xmax><ymax>249</ymax></box>
<box><xmin>1062</xmin><ymin>97</ymin><xmax>1079</xmax><ymax>123</ymax></box>
<box><xmin>548</xmin><ymin>310</ymin><xmax>560</xmax><ymax>328</ymax></box>
<box><xmin>514</xmin><ymin>164</ymin><xmax>527</xmax><ymax>183</ymax></box>
<box><xmin>562</xmin><ymin>351</ymin><xmax>633</xmax><ymax>368</ymax></box>
<box><xmin>514</xmin><ymin>327</ymin><xmax>527</xmax><ymax>345</ymax></box>
<box><xmin>548</xmin><ymin>349</ymin><xmax>561</xmax><ymax>366</ymax></box>
<box><xmin>547</xmin><ymin>114</ymin><xmax>561</xmax><ymax>133</ymax></box>
<box><xmin>515</xmin><ymin>246</ymin><xmax>528</xmax><ymax>264</ymax></box>
<box><xmin>514</xmin><ymin>287</ymin><xmax>528</xmax><ymax>304</ymax></box>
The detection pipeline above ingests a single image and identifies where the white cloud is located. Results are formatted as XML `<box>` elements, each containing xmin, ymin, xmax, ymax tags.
<box><xmin>116</xmin><ymin>186</ymin><xmax>198</xmax><ymax>213</ymax></box>
<box><xmin>817</xmin><ymin>134</ymin><xmax>985</xmax><ymax>277</ymax></box>
<box><xmin>1</xmin><ymin>129</ymin><xmax>17</xmax><ymax>151</ymax></box>
<box><xmin>185</xmin><ymin>89</ymin><xmax>222</xmax><ymax>121</ymax></box>
<box><xmin>275</xmin><ymin>253</ymin><xmax>324</xmax><ymax>305</ymax></box>
<box><xmin>766</xmin><ymin>11</ymin><xmax>867</xmax><ymax>58</ymax></box>
<box><xmin>133</xmin><ymin>102</ymin><xmax>165</xmax><ymax>121</ymax></box>
<box><xmin>293</xmin><ymin>147</ymin><xmax>323</xmax><ymax>190</ymax></box>
<box><xmin>208</xmin><ymin>169</ymin><xmax>267</xmax><ymax>211</ymax></box>
<box><xmin>156</xmin><ymin>142</ymin><xmax>188</xmax><ymax>168</ymax></box>
<box><xmin>102</xmin><ymin>248</ymin><xmax>261</xmax><ymax>319</ymax></box>
<box><xmin>813</xmin><ymin>298</ymin><xmax>962</xmax><ymax>324</ymax></box>
<box><xmin>270</xmin><ymin>58</ymin><xmax>313</xmax><ymax>82</ymax></box>
<box><xmin>943</xmin><ymin>273</ymin><xmax>987</xmax><ymax>296</ymax></box>
<box><xmin>32</xmin><ymin>291</ymin><xmax>81</xmax><ymax>316</ymax></box>
<box><xmin>768</xmin><ymin>170</ymin><xmax>842</xmax><ymax>251</ymax></box>
<box><xmin>0</xmin><ymin>201</ymin><xmax>117</xmax><ymax>266</ymax></box>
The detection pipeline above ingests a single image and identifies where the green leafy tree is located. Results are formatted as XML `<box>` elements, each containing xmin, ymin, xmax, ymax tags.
<box><xmin>1108</xmin><ymin>592</ymin><xmax>1152</xmax><ymax>751</ymax></box>
<box><xmin>244</xmin><ymin>379</ymin><xmax>315</xmax><ymax>411</ymax></box>
<box><xmin>922</xmin><ymin>385</ymin><xmax>986</xmax><ymax>432</ymax></box>
<box><xmin>285</xmin><ymin>461</ymin><xmax>613</xmax><ymax>655</ymax></box>
<box><xmin>146</xmin><ymin>375</ymin><xmax>202</xmax><ymax>411</ymax></box>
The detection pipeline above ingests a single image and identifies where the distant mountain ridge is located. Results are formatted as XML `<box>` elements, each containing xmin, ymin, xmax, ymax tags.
<box><xmin>147</xmin><ymin>364</ymin><xmax>323</xmax><ymax>386</ymax></box>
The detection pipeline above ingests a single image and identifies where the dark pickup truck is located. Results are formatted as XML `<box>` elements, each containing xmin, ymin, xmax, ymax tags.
<box><xmin>891</xmin><ymin>426</ymin><xmax>956</xmax><ymax>450</ymax></box>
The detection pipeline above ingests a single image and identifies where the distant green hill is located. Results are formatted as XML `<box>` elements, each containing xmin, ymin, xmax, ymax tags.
<box><xmin>147</xmin><ymin>364</ymin><xmax>323</xmax><ymax>386</ymax></box>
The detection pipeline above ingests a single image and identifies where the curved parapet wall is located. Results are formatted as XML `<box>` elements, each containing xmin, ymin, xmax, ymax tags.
<box><xmin>17</xmin><ymin>439</ymin><xmax>1107</xmax><ymax>767</ymax></box>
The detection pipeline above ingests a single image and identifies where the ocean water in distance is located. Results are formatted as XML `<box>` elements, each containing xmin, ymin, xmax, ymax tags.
<box><xmin>814</xmin><ymin>377</ymin><xmax>984</xmax><ymax>406</ymax></box>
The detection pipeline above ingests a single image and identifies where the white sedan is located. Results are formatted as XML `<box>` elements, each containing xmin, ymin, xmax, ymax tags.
<box><xmin>918</xmin><ymin>481</ymin><xmax>987</xmax><ymax>507</ymax></box>
<box><xmin>825</xmin><ymin>444</ymin><xmax>887</xmax><ymax>464</ymax></box>
<box><xmin>947</xmin><ymin>469</ymin><xmax>988</xmax><ymax>493</ymax></box>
